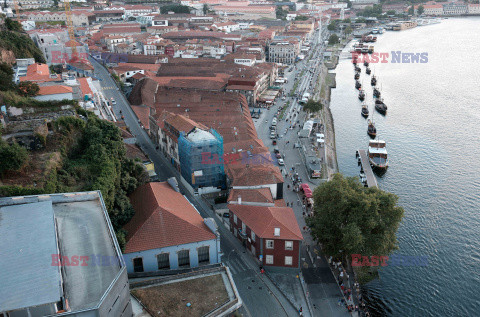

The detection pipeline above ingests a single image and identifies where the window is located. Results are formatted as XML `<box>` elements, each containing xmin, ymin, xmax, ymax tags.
<box><xmin>242</xmin><ymin>222</ymin><xmax>246</xmax><ymax>233</ymax></box>
<box><xmin>285</xmin><ymin>241</ymin><xmax>293</xmax><ymax>250</ymax></box>
<box><xmin>266</xmin><ymin>255</ymin><xmax>274</xmax><ymax>264</ymax></box>
<box><xmin>234</xmin><ymin>214</ymin><xmax>237</xmax><ymax>224</ymax></box>
<box><xmin>266</xmin><ymin>240</ymin><xmax>274</xmax><ymax>249</ymax></box>
<box><xmin>133</xmin><ymin>257</ymin><xmax>144</xmax><ymax>272</ymax></box>
<box><xmin>198</xmin><ymin>246</ymin><xmax>210</xmax><ymax>264</ymax></box>
<box><xmin>177</xmin><ymin>250</ymin><xmax>190</xmax><ymax>267</ymax></box>
<box><xmin>274</xmin><ymin>228</ymin><xmax>280</xmax><ymax>236</ymax></box>
<box><xmin>157</xmin><ymin>253</ymin><xmax>170</xmax><ymax>270</ymax></box>
<box><xmin>285</xmin><ymin>256</ymin><xmax>293</xmax><ymax>266</ymax></box>
<box><xmin>251</xmin><ymin>231</ymin><xmax>256</xmax><ymax>242</ymax></box>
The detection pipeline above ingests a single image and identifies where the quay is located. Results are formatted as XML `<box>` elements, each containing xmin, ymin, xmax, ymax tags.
<box><xmin>356</xmin><ymin>150</ymin><xmax>378</xmax><ymax>188</ymax></box>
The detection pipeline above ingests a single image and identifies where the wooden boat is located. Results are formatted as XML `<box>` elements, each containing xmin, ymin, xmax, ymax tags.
<box><xmin>358</xmin><ymin>89</ymin><xmax>365</xmax><ymax>101</ymax></box>
<box><xmin>373</xmin><ymin>87</ymin><xmax>381</xmax><ymax>98</ymax></box>
<box><xmin>371</xmin><ymin>75</ymin><xmax>377</xmax><ymax>86</ymax></box>
<box><xmin>354</xmin><ymin>72</ymin><xmax>360</xmax><ymax>80</ymax></box>
<box><xmin>366</xmin><ymin>67</ymin><xmax>371</xmax><ymax>75</ymax></box>
<box><xmin>375</xmin><ymin>98</ymin><xmax>387</xmax><ymax>114</ymax></box>
<box><xmin>368</xmin><ymin>140</ymin><xmax>389</xmax><ymax>170</ymax></box>
<box><xmin>355</xmin><ymin>80</ymin><xmax>362</xmax><ymax>90</ymax></box>
<box><xmin>367</xmin><ymin>119</ymin><xmax>377</xmax><ymax>138</ymax></box>
<box><xmin>361</xmin><ymin>104</ymin><xmax>369</xmax><ymax>117</ymax></box>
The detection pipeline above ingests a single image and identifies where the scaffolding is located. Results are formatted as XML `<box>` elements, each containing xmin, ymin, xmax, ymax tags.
<box><xmin>178</xmin><ymin>128</ymin><xmax>225</xmax><ymax>189</ymax></box>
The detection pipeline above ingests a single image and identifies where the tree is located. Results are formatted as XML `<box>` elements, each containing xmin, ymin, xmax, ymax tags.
<box><xmin>356</xmin><ymin>17</ymin><xmax>367</xmax><ymax>23</ymax></box>
<box><xmin>408</xmin><ymin>6</ymin><xmax>414</xmax><ymax>15</ymax></box>
<box><xmin>327</xmin><ymin>21</ymin><xmax>337</xmax><ymax>31</ymax></box>
<box><xmin>0</xmin><ymin>141</ymin><xmax>28</xmax><ymax>176</ymax></box>
<box><xmin>160</xmin><ymin>4</ymin><xmax>191</xmax><ymax>14</ymax></box>
<box><xmin>17</xmin><ymin>81</ymin><xmax>40</xmax><ymax>97</ymax></box>
<box><xmin>417</xmin><ymin>5</ymin><xmax>424</xmax><ymax>15</ymax></box>
<box><xmin>387</xmin><ymin>10</ymin><xmax>396</xmax><ymax>15</ymax></box>
<box><xmin>0</xmin><ymin>63</ymin><xmax>15</xmax><ymax>91</ymax></box>
<box><xmin>276</xmin><ymin>7</ymin><xmax>288</xmax><ymax>20</ymax></box>
<box><xmin>345</xmin><ymin>26</ymin><xmax>353</xmax><ymax>36</ymax></box>
<box><xmin>5</xmin><ymin>18</ymin><xmax>22</xmax><ymax>31</ymax></box>
<box><xmin>328</xmin><ymin>34</ymin><xmax>340</xmax><ymax>45</ymax></box>
<box><xmin>295</xmin><ymin>15</ymin><xmax>309</xmax><ymax>21</ymax></box>
<box><xmin>307</xmin><ymin>173</ymin><xmax>404</xmax><ymax>264</ymax></box>
<box><xmin>304</xmin><ymin>99</ymin><xmax>322</xmax><ymax>113</ymax></box>
<box><xmin>343</xmin><ymin>18</ymin><xmax>351</xmax><ymax>24</ymax></box>
<box><xmin>203</xmin><ymin>3</ymin><xmax>209</xmax><ymax>14</ymax></box>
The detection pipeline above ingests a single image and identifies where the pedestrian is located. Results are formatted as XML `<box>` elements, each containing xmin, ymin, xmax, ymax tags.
<box><xmin>340</xmin><ymin>271</ymin><xmax>344</xmax><ymax>279</ymax></box>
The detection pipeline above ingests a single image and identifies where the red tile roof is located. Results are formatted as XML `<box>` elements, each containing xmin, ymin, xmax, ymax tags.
<box><xmin>37</xmin><ymin>85</ymin><xmax>73</xmax><ymax>96</ymax></box>
<box><xmin>20</xmin><ymin>63</ymin><xmax>57</xmax><ymax>83</ymax></box>
<box><xmin>78</xmin><ymin>77</ymin><xmax>93</xmax><ymax>96</ymax></box>
<box><xmin>124</xmin><ymin>182</ymin><xmax>216</xmax><ymax>254</ymax></box>
<box><xmin>229</xmin><ymin>204</ymin><xmax>303</xmax><ymax>240</ymax></box>
<box><xmin>131</xmin><ymin>105</ymin><xmax>151</xmax><ymax>130</ymax></box>
<box><xmin>226</xmin><ymin>164</ymin><xmax>283</xmax><ymax>186</ymax></box>
<box><xmin>228</xmin><ymin>188</ymin><xmax>274</xmax><ymax>204</ymax></box>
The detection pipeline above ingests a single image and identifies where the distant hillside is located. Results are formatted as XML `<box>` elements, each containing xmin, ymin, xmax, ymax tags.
<box><xmin>0</xmin><ymin>18</ymin><xmax>45</xmax><ymax>64</ymax></box>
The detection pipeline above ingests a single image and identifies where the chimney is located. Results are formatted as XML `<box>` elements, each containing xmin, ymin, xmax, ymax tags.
<box><xmin>238</xmin><ymin>195</ymin><xmax>242</xmax><ymax>205</ymax></box>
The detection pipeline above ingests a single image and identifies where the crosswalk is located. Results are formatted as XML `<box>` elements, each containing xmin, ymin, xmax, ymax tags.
<box><xmin>101</xmin><ymin>86</ymin><xmax>117</xmax><ymax>90</ymax></box>
<box><xmin>227</xmin><ymin>257</ymin><xmax>250</xmax><ymax>275</ymax></box>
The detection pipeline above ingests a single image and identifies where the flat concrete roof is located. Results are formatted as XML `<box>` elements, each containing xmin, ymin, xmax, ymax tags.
<box><xmin>0</xmin><ymin>191</ymin><xmax>124</xmax><ymax>313</ymax></box>
<box><xmin>0</xmin><ymin>201</ymin><xmax>63</xmax><ymax>312</ymax></box>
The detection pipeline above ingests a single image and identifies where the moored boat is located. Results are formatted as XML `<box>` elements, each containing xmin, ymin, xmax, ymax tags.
<box><xmin>364</xmin><ymin>61</ymin><xmax>369</xmax><ymax>67</ymax></box>
<box><xmin>355</xmin><ymin>80</ymin><xmax>362</xmax><ymax>90</ymax></box>
<box><xmin>371</xmin><ymin>75</ymin><xmax>377</xmax><ymax>86</ymax></box>
<box><xmin>367</xmin><ymin>119</ymin><xmax>376</xmax><ymax>138</ymax></box>
<box><xmin>368</xmin><ymin>140</ymin><xmax>388</xmax><ymax>170</ymax></box>
<box><xmin>355</xmin><ymin>65</ymin><xmax>361</xmax><ymax>72</ymax></box>
<box><xmin>366</xmin><ymin>67</ymin><xmax>371</xmax><ymax>75</ymax></box>
<box><xmin>375</xmin><ymin>98</ymin><xmax>387</xmax><ymax>114</ymax></box>
<box><xmin>373</xmin><ymin>87</ymin><xmax>381</xmax><ymax>98</ymax></box>
<box><xmin>354</xmin><ymin>72</ymin><xmax>360</xmax><ymax>80</ymax></box>
<box><xmin>361</xmin><ymin>104</ymin><xmax>369</xmax><ymax>117</ymax></box>
<box><xmin>358</xmin><ymin>89</ymin><xmax>365</xmax><ymax>101</ymax></box>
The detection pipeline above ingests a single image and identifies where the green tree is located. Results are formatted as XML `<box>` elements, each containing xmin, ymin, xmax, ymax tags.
<box><xmin>17</xmin><ymin>81</ymin><xmax>40</xmax><ymax>97</ymax></box>
<box><xmin>307</xmin><ymin>173</ymin><xmax>404</xmax><ymax>265</ymax></box>
<box><xmin>345</xmin><ymin>26</ymin><xmax>353</xmax><ymax>36</ymax></box>
<box><xmin>0</xmin><ymin>63</ymin><xmax>15</xmax><ymax>91</ymax></box>
<box><xmin>356</xmin><ymin>17</ymin><xmax>367</xmax><ymax>23</ymax></box>
<box><xmin>5</xmin><ymin>18</ymin><xmax>22</xmax><ymax>31</ymax></box>
<box><xmin>304</xmin><ymin>99</ymin><xmax>322</xmax><ymax>113</ymax></box>
<box><xmin>328</xmin><ymin>33</ymin><xmax>340</xmax><ymax>45</ymax></box>
<box><xmin>203</xmin><ymin>3</ymin><xmax>209</xmax><ymax>14</ymax></box>
<box><xmin>0</xmin><ymin>141</ymin><xmax>28</xmax><ymax>176</ymax></box>
<box><xmin>276</xmin><ymin>7</ymin><xmax>288</xmax><ymax>20</ymax></box>
<box><xmin>417</xmin><ymin>5</ymin><xmax>424</xmax><ymax>15</ymax></box>
<box><xmin>343</xmin><ymin>18</ymin><xmax>351</xmax><ymax>23</ymax></box>
<box><xmin>408</xmin><ymin>6</ymin><xmax>414</xmax><ymax>15</ymax></box>
<box><xmin>295</xmin><ymin>15</ymin><xmax>309</xmax><ymax>21</ymax></box>
<box><xmin>387</xmin><ymin>10</ymin><xmax>396</xmax><ymax>15</ymax></box>
<box><xmin>160</xmin><ymin>4</ymin><xmax>191</xmax><ymax>14</ymax></box>
<box><xmin>327</xmin><ymin>21</ymin><xmax>337</xmax><ymax>31</ymax></box>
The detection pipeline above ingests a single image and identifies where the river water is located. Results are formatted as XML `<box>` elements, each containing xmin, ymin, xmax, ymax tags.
<box><xmin>330</xmin><ymin>18</ymin><xmax>480</xmax><ymax>316</ymax></box>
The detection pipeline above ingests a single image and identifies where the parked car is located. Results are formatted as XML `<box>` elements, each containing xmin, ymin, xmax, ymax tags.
<box><xmin>274</xmin><ymin>147</ymin><xmax>280</xmax><ymax>154</ymax></box>
<box><xmin>110</xmin><ymin>98</ymin><xmax>116</xmax><ymax>105</ymax></box>
<box><xmin>270</xmin><ymin>132</ymin><xmax>276</xmax><ymax>139</ymax></box>
<box><xmin>275</xmin><ymin>153</ymin><xmax>282</xmax><ymax>159</ymax></box>
<box><xmin>222</xmin><ymin>213</ymin><xmax>230</xmax><ymax>218</ymax></box>
<box><xmin>277</xmin><ymin>158</ymin><xmax>284</xmax><ymax>166</ymax></box>
<box><xmin>272</xmin><ymin>140</ymin><xmax>277</xmax><ymax>145</ymax></box>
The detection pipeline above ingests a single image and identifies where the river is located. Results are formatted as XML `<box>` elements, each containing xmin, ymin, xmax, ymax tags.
<box><xmin>330</xmin><ymin>17</ymin><xmax>480</xmax><ymax>316</ymax></box>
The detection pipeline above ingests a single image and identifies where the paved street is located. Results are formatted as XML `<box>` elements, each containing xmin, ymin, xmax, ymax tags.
<box><xmin>88</xmin><ymin>23</ymin><xmax>351</xmax><ymax>317</ymax></box>
<box><xmin>252</xmin><ymin>27</ymin><xmax>351</xmax><ymax>317</ymax></box>
<box><xmin>90</xmin><ymin>57</ymin><xmax>299</xmax><ymax>317</ymax></box>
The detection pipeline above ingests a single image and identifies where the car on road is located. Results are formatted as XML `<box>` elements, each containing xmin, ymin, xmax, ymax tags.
<box><xmin>110</xmin><ymin>98</ymin><xmax>116</xmax><ymax>105</ymax></box>
<box><xmin>275</xmin><ymin>153</ymin><xmax>282</xmax><ymax>159</ymax></box>
<box><xmin>273</xmin><ymin>147</ymin><xmax>280</xmax><ymax>154</ymax></box>
<box><xmin>272</xmin><ymin>140</ymin><xmax>277</xmax><ymax>145</ymax></box>
<box><xmin>277</xmin><ymin>158</ymin><xmax>284</xmax><ymax>166</ymax></box>
<box><xmin>222</xmin><ymin>212</ymin><xmax>230</xmax><ymax>218</ymax></box>
<box><xmin>270</xmin><ymin>132</ymin><xmax>276</xmax><ymax>139</ymax></box>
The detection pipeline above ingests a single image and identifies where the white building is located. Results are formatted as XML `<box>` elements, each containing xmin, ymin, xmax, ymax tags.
<box><xmin>468</xmin><ymin>3</ymin><xmax>480</xmax><ymax>14</ymax></box>
<box><xmin>442</xmin><ymin>2</ymin><xmax>467</xmax><ymax>15</ymax></box>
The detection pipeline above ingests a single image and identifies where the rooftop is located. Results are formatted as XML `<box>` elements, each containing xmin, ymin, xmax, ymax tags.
<box><xmin>0</xmin><ymin>192</ymin><xmax>123</xmax><ymax>312</ymax></box>
<box><xmin>228</xmin><ymin>204</ymin><xmax>303</xmax><ymax>240</ymax></box>
<box><xmin>124</xmin><ymin>182</ymin><xmax>216</xmax><ymax>254</ymax></box>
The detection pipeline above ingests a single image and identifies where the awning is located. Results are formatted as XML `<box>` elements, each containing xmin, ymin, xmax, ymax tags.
<box><xmin>301</xmin><ymin>183</ymin><xmax>311</xmax><ymax>191</ymax></box>
<box><xmin>304</xmin><ymin>190</ymin><xmax>313</xmax><ymax>198</ymax></box>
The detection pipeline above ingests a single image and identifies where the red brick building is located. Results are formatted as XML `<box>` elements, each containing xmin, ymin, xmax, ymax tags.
<box><xmin>229</xmin><ymin>204</ymin><xmax>303</xmax><ymax>268</ymax></box>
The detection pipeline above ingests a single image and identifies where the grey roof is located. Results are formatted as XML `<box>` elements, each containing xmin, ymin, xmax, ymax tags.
<box><xmin>0</xmin><ymin>192</ymin><xmax>124</xmax><ymax>313</ymax></box>
<box><xmin>0</xmin><ymin>200</ymin><xmax>63</xmax><ymax>312</ymax></box>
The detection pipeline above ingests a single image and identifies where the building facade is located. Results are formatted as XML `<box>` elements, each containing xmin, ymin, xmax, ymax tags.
<box><xmin>268</xmin><ymin>41</ymin><xmax>300</xmax><ymax>65</ymax></box>
<box><xmin>123</xmin><ymin>182</ymin><xmax>222</xmax><ymax>273</ymax></box>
